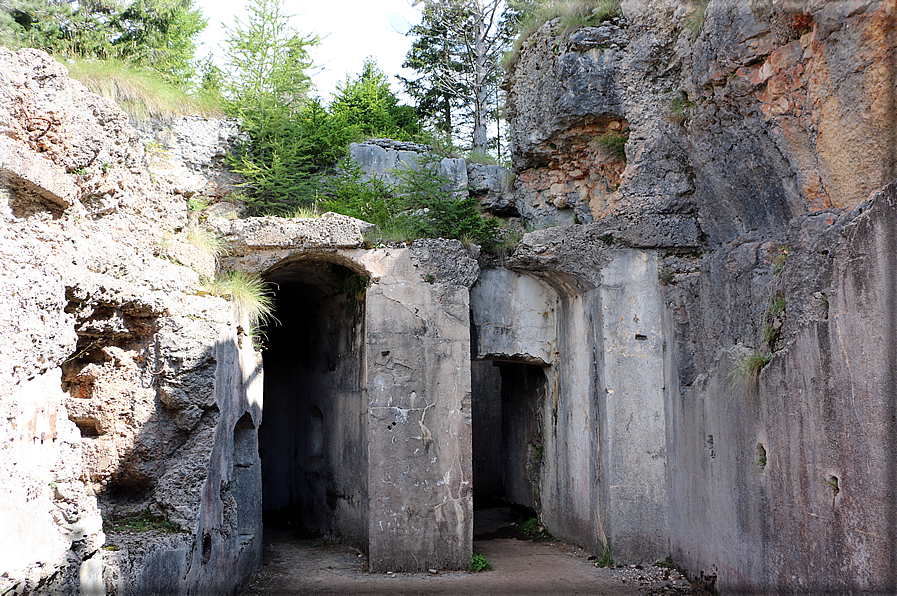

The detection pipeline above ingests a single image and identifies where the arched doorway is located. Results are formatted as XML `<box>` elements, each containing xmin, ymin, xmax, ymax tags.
<box><xmin>257</xmin><ymin>259</ymin><xmax>369</xmax><ymax>549</ymax></box>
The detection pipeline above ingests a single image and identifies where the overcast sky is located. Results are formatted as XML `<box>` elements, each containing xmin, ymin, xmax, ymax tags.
<box><xmin>194</xmin><ymin>0</ymin><xmax>422</xmax><ymax>102</ymax></box>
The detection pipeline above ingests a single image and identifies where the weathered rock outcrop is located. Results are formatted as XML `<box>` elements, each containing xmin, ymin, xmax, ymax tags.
<box><xmin>0</xmin><ymin>48</ymin><xmax>262</xmax><ymax>595</ymax></box>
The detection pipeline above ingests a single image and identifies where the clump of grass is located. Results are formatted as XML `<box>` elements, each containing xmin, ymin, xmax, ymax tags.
<box><xmin>291</xmin><ymin>204</ymin><xmax>322</xmax><ymax>219</ymax></box>
<box><xmin>203</xmin><ymin>270</ymin><xmax>275</xmax><ymax>328</ymax></box>
<box><xmin>187</xmin><ymin>197</ymin><xmax>210</xmax><ymax>213</ymax></box>
<box><xmin>186</xmin><ymin>226</ymin><xmax>228</xmax><ymax>259</ymax></box>
<box><xmin>468</xmin><ymin>553</ymin><xmax>493</xmax><ymax>572</ymax></box>
<box><xmin>65</xmin><ymin>57</ymin><xmax>224</xmax><ymax>124</ymax></box>
<box><xmin>729</xmin><ymin>348</ymin><xmax>772</xmax><ymax>393</ymax></box>
<box><xmin>595</xmin><ymin>545</ymin><xmax>614</xmax><ymax>568</ymax></box>
<box><xmin>655</xmin><ymin>555</ymin><xmax>676</xmax><ymax>569</ymax></box>
<box><xmin>362</xmin><ymin>218</ymin><xmax>418</xmax><ymax>247</ymax></box>
<box><xmin>104</xmin><ymin>510</ymin><xmax>181</xmax><ymax>534</ymax></box>
<box><xmin>597</xmin><ymin>130</ymin><xmax>628</xmax><ymax>162</ymax></box>
<box><xmin>505</xmin><ymin>0</ymin><xmax>622</xmax><ymax>70</ymax></box>
<box><xmin>685</xmin><ymin>0</ymin><xmax>709</xmax><ymax>41</ymax></box>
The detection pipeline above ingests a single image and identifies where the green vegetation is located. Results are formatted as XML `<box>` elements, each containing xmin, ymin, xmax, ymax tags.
<box><xmin>104</xmin><ymin>510</ymin><xmax>181</xmax><ymax>533</ymax></box>
<box><xmin>520</xmin><ymin>517</ymin><xmax>540</xmax><ymax>535</ymax></box>
<box><xmin>327</xmin><ymin>154</ymin><xmax>500</xmax><ymax>249</ymax></box>
<box><xmin>203</xmin><ymin>270</ymin><xmax>274</xmax><ymax>328</ymax></box>
<box><xmin>773</xmin><ymin>245</ymin><xmax>791</xmax><ymax>273</ymax></box>
<box><xmin>654</xmin><ymin>555</ymin><xmax>676</xmax><ymax>569</ymax></box>
<box><xmin>668</xmin><ymin>90</ymin><xmax>695</xmax><ymax>124</ymax></box>
<box><xmin>595</xmin><ymin>545</ymin><xmax>614</xmax><ymax>568</ymax></box>
<box><xmin>469</xmin><ymin>553</ymin><xmax>493</xmax><ymax>572</ymax></box>
<box><xmin>504</xmin><ymin>0</ymin><xmax>622</xmax><ymax>69</ymax></box>
<box><xmin>730</xmin><ymin>348</ymin><xmax>772</xmax><ymax>392</ymax></box>
<box><xmin>186</xmin><ymin>226</ymin><xmax>227</xmax><ymax>259</ymax></box>
<box><xmin>685</xmin><ymin>0</ymin><xmax>709</xmax><ymax>41</ymax></box>
<box><xmin>2</xmin><ymin>0</ymin><xmax>206</xmax><ymax>86</ymax></box>
<box><xmin>597</xmin><ymin>130</ymin><xmax>628</xmax><ymax>162</ymax></box>
<box><xmin>599</xmin><ymin>233</ymin><xmax>615</xmax><ymax>245</ymax></box>
<box><xmin>756</xmin><ymin>443</ymin><xmax>767</xmax><ymax>471</ymax></box>
<box><xmin>659</xmin><ymin>267</ymin><xmax>674</xmax><ymax>286</ymax></box>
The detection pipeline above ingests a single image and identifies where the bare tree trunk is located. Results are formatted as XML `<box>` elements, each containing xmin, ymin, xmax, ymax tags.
<box><xmin>472</xmin><ymin>0</ymin><xmax>489</xmax><ymax>153</ymax></box>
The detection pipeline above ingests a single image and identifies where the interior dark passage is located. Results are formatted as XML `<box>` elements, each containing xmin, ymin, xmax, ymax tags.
<box><xmin>258</xmin><ymin>261</ymin><xmax>368</xmax><ymax>549</ymax></box>
<box><xmin>472</xmin><ymin>361</ymin><xmax>546</xmax><ymax>522</ymax></box>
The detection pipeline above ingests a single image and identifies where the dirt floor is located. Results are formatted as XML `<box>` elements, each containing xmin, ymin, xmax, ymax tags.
<box><xmin>239</xmin><ymin>508</ymin><xmax>701</xmax><ymax>595</ymax></box>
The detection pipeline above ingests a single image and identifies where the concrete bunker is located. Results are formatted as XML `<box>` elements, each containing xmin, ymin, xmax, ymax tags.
<box><xmin>258</xmin><ymin>258</ymin><xmax>369</xmax><ymax>549</ymax></box>
<box><xmin>471</xmin><ymin>255</ymin><xmax>668</xmax><ymax>562</ymax></box>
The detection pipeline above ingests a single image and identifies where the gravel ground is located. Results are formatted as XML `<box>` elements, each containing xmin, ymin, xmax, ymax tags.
<box><xmin>240</xmin><ymin>508</ymin><xmax>707</xmax><ymax>596</ymax></box>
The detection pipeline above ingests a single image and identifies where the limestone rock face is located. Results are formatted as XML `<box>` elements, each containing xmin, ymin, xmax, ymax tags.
<box><xmin>0</xmin><ymin>48</ymin><xmax>262</xmax><ymax>595</ymax></box>
<box><xmin>505</xmin><ymin>1</ymin><xmax>895</xmax><ymax>241</ymax></box>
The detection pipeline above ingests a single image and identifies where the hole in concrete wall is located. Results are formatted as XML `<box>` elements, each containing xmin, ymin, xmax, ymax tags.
<box><xmin>826</xmin><ymin>475</ymin><xmax>840</xmax><ymax>495</ymax></box>
<box><xmin>635</xmin><ymin>334</ymin><xmax>648</xmax><ymax>341</ymax></box>
<box><xmin>756</xmin><ymin>443</ymin><xmax>767</xmax><ymax>471</ymax></box>
<box><xmin>201</xmin><ymin>533</ymin><xmax>212</xmax><ymax>564</ymax></box>
<box><xmin>258</xmin><ymin>260</ymin><xmax>368</xmax><ymax>549</ymax></box>
<box><xmin>472</xmin><ymin>361</ymin><xmax>546</xmax><ymax>518</ymax></box>
<box><xmin>72</xmin><ymin>417</ymin><xmax>102</xmax><ymax>437</ymax></box>
<box><xmin>706</xmin><ymin>435</ymin><xmax>715</xmax><ymax>459</ymax></box>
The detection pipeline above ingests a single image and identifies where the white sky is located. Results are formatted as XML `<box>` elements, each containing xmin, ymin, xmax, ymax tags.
<box><xmin>194</xmin><ymin>0</ymin><xmax>422</xmax><ymax>103</ymax></box>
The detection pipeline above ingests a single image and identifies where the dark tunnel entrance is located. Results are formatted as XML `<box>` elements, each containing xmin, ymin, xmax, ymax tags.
<box><xmin>258</xmin><ymin>260</ymin><xmax>368</xmax><ymax>550</ymax></box>
<box><xmin>472</xmin><ymin>360</ymin><xmax>547</xmax><ymax>531</ymax></box>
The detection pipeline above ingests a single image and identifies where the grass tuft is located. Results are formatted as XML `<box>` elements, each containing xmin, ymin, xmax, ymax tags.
<box><xmin>729</xmin><ymin>348</ymin><xmax>772</xmax><ymax>394</ymax></box>
<box><xmin>65</xmin><ymin>57</ymin><xmax>224</xmax><ymax>124</ymax></box>
<box><xmin>685</xmin><ymin>0</ymin><xmax>709</xmax><ymax>41</ymax></box>
<box><xmin>203</xmin><ymin>270</ymin><xmax>275</xmax><ymax>328</ymax></box>
<box><xmin>505</xmin><ymin>0</ymin><xmax>622</xmax><ymax>71</ymax></box>
<box><xmin>186</xmin><ymin>226</ymin><xmax>228</xmax><ymax>259</ymax></box>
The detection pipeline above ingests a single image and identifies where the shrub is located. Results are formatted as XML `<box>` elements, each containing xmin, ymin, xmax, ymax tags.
<box><xmin>321</xmin><ymin>158</ymin><xmax>400</xmax><ymax>229</ymax></box>
<box><xmin>597</xmin><ymin>130</ymin><xmax>628</xmax><ymax>162</ymax></box>
<box><xmin>469</xmin><ymin>553</ymin><xmax>493</xmax><ymax>572</ymax></box>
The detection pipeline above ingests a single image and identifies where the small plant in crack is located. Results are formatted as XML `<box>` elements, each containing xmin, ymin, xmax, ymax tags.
<box><xmin>595</xmin><ymin>545</ymin><xmax>614</xmax><ymax>568</ymax></box>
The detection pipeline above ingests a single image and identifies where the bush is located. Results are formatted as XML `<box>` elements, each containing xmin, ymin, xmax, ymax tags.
<box><xmin>469</xmin><ymin>553</ymin><xmax>493</xmax><ymax>572</ymax></box>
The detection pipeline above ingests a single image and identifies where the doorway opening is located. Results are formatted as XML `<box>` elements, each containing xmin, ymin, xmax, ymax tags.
<box><xmin>258</xmin><ymin>260</ymin><xmax>368</xmax><ymax>550</ymax></box>
<box><xmin>472</xmin><ymin>360</ymin><xmax>547</xmax><ymax>538</ymax></box>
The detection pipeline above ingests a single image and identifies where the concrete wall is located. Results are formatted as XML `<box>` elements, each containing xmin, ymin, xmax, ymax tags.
<box><xmin>666</xmin><ymin>184</ymin><xmax>897</xmax><ymax>594</ymax></box>
<box><xmin>471</xmin><ymin>258</ymin><xmax>669</xmax><ymax>563</ymax></box>
<box><xmin>358</xmin><ymin>243</ymin><xmax>476</xmax><ymax>572</ymax></box>
<box><xmin>598</xmin><ymin>250</ymin><xmax>669</xmax><ymax>562</ymax></box>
